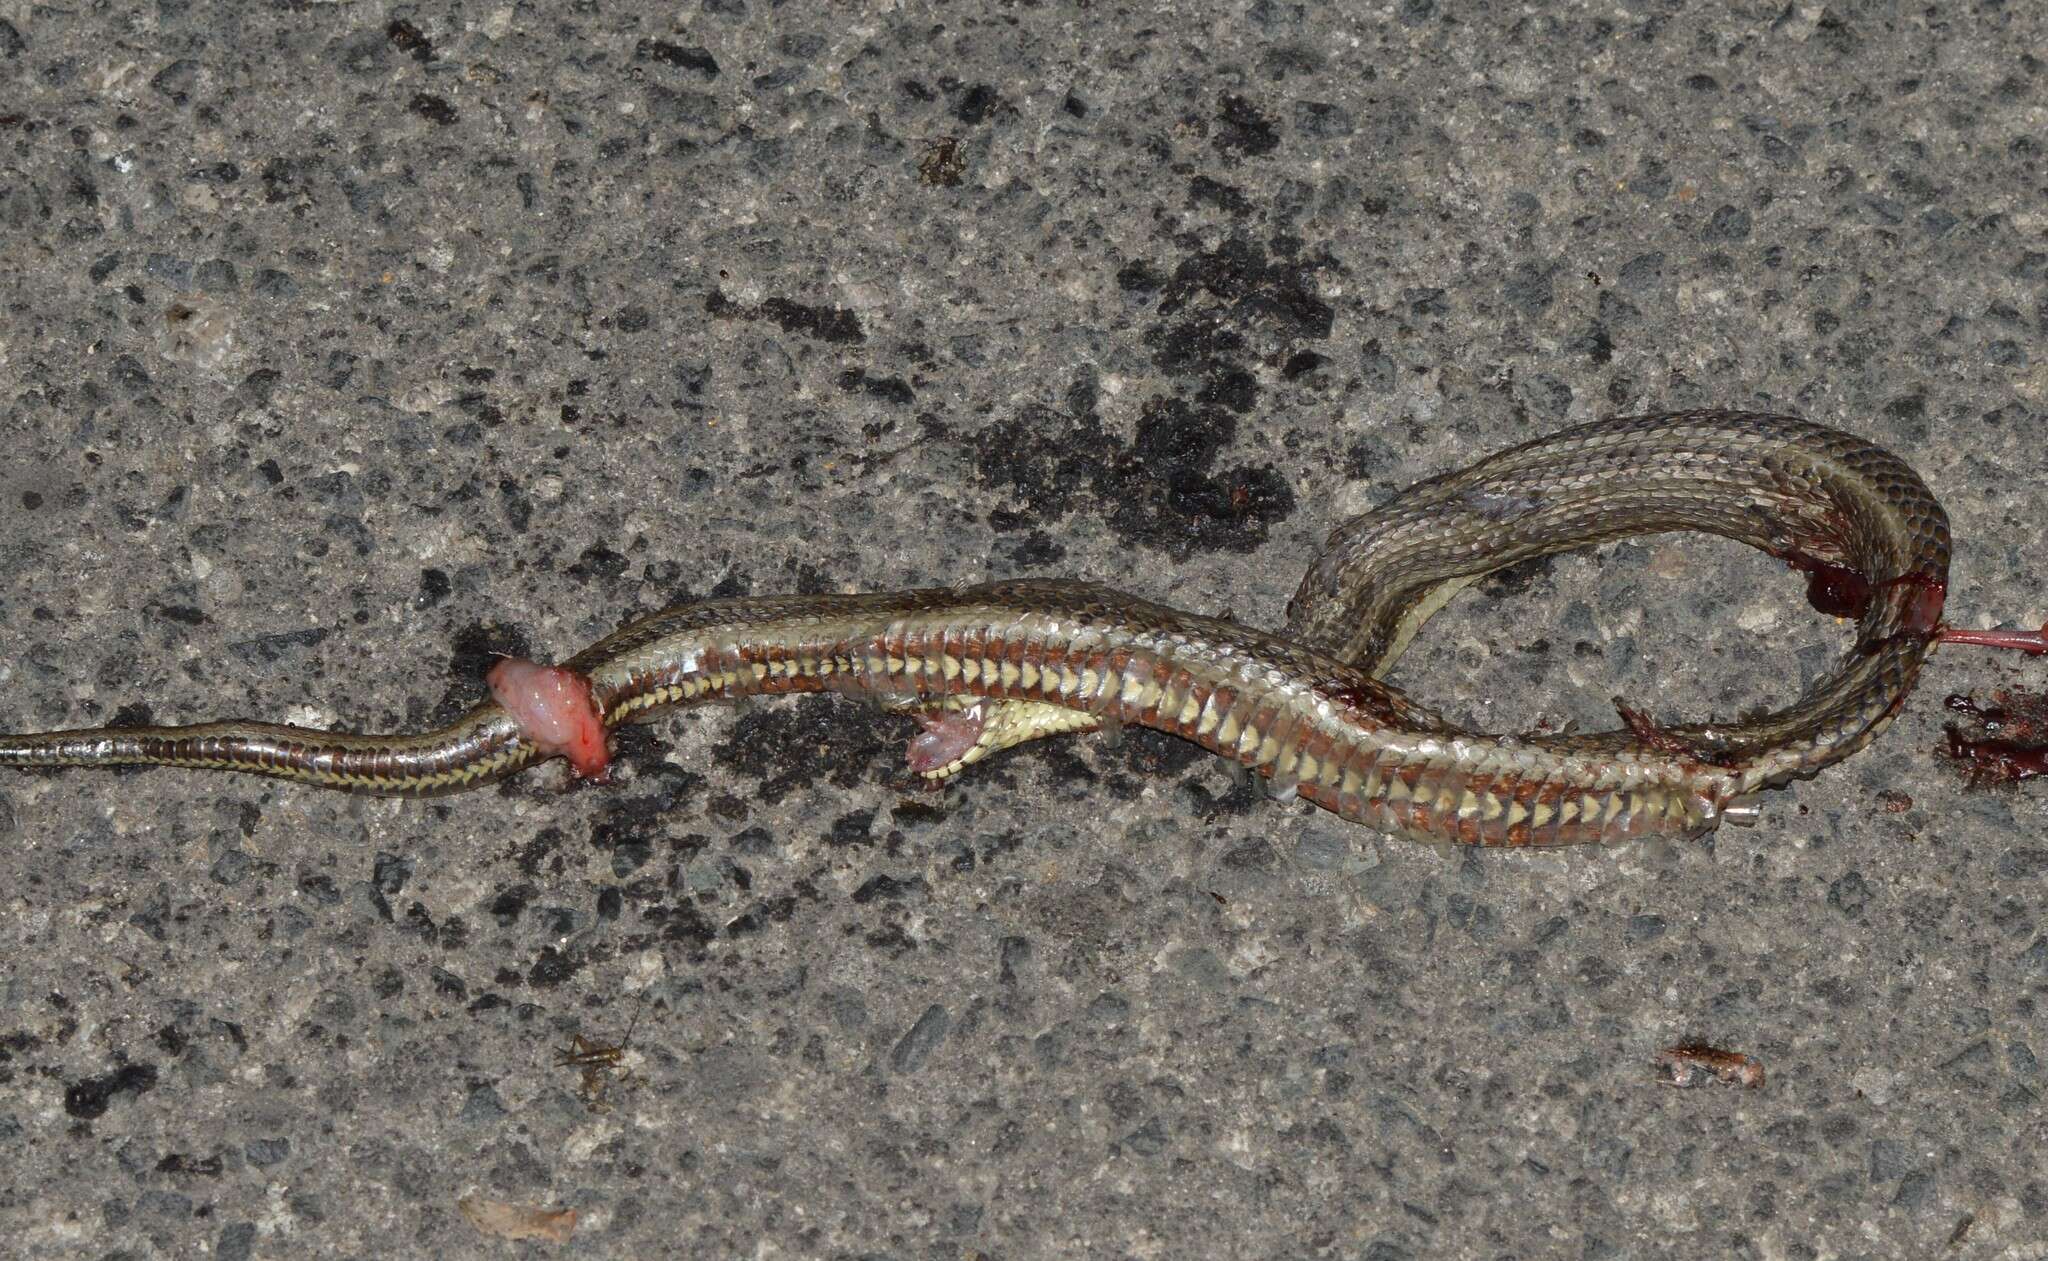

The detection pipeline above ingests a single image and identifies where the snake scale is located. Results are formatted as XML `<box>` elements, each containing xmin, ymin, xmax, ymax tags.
<box><xmin>0</xmin><ymin>410</ymin><xmax>1954</xmax><ymax>846</ymax></box>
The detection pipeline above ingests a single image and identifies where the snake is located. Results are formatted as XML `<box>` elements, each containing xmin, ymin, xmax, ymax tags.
<box><xmin>0</xmin><ymin>410</ymin><xmax>1954</xmax><ymax>846</ymax></box>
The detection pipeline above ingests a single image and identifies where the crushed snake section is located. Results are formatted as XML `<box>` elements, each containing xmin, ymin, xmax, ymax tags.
<box><xmin>567</xmin><ymin>587</ymin><xmax>1736</xmax><ymax>845</ymax></box>
<box><xmin>0</xmin><ymin>411</ymin><xmax>1998</xmax><ymax>846</ymax></box>
<box><xmin>1941</xmin><ymin>690</ymin><xmax>2048</xmax><ymax>785</ymax></box>
<box><xmin>485</xmin><ymin>657</ymin><xmax>611</xmax><ymax>781</ymax></box>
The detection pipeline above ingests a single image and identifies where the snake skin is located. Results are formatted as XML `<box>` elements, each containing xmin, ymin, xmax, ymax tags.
<box><xmin>0</xmin><ymin>411</ymin><xmax>1951</xmax><ymax>846</ymax></box>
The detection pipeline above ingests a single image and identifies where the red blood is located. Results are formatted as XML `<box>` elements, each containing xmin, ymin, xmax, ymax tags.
<box><xmin>1944</xmin><ymin>694</ymin><xmax>2006</xmax><ymax>726</ymax></box>
<box><xmin>486</xmin><ymin>658</ymin><xmax>612</xmax><ymax>780</ymax></box>
<box><xmin>1888</xmin><ymin>571</ymin><xmax>1947</xmax><ymax>636</ymax></box>
<box><xmin>1782</xmin><ymin>553</ymin><xmax>1872</xmax><ymax>619</ymax></box>
<box><xmin>1941</xmin><ymin>687</ymin><xmax>2048</xmax><ymax>786</ymax></box>
<box><xmin>1943</xmin><ymin>729</ymin><xmax>2048</xmax><ymax>783</ymax></box>
<box><xmin>1318</xmin><ymin>677</ymin><xmax>1399</xmax><ymax>723</ymax></box>
<box><xmin>1614</xmin><ymin>699</ymin><xmax>1686</xmax><ymax>754</ymax></box>
<box><xmin>1612</xmin><ymin>698</ymin><xmax>1740</xmax><ymax>767</ymax></box>
<box><xmin>1782</xmin><ymin>558</ymin><xmax>1966</xmax><ymax>647</ymax></box>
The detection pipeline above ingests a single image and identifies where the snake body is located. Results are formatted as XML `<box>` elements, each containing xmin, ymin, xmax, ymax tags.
<box><xmin>0</xmin><ymin>411</ymin><xmax>1951</xmax><ymax>846</ymax></box>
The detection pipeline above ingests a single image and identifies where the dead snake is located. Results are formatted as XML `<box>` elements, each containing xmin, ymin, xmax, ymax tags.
<box><xmin>0</xmin><ymin>410</ymin><xmax>1956</xmax><ymax>846</ymax></box>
